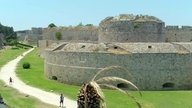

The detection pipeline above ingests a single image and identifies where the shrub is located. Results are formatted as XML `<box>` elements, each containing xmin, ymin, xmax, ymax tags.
<box><xmin>8</xmin><ymin>39</ymin><xmax>17</xmax><ymax>46</ymax></box>
<box><xmin>55</xmin><ymin>32</ymin><xmax>62</xmax><ymax>40</ymax></box>
<box><xmin>23</xmin><ymin>62</ymin><xmax>30</xmax><ymax>69</ymax></box>
<box><xmin>133</xmin><ymin>23</ymin><xmax>140</xmax><ymax>28</ymax></box>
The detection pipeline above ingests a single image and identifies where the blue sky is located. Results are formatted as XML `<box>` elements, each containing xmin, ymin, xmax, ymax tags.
<box><xmin>0</xmin><ymin>0</ymin><xmax>192</xmax><ymax>31</ymax></box>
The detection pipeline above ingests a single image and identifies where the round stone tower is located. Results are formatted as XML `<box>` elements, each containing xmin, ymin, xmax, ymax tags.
<box><xmin>99</xmin><ymin>14</ymin><xmax>165</xmax><ymax>42</ymax></box>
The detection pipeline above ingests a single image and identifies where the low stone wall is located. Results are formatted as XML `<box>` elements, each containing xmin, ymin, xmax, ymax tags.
<box><xmin>44</xmin><ymin>49</ymin><xmax>192</xmax><ymax>90</ymax></box>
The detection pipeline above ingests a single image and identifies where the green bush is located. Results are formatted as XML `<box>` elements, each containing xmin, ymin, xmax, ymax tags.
<box><xmin>23</xmin><ymin>62</ymin><xmax>30</xmax><ymax>69</ymax></box>
<box><xmin>55</xmin><ymin>32</ymin><xmax>62</xmax><ymax>40</ymax></box>
<box><xmin>133</xmin><ymin>23</ymin><xmax>140</xmax><ymax>28</ymax></box>
<box><xmin>8</xmin><ymin>39</ymin><xmax>17</xmax><ymax>46</ymax></box>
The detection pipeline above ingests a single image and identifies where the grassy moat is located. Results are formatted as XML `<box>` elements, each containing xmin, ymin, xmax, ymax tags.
<box><xmin>16</xmin><ymin>48</ymin><xmax>192</xmax><ymax>108</ymax></box>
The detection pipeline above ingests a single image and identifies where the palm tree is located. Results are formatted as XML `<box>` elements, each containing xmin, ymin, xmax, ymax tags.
<box><xmin>77</xmin><ymin>66</ymin><xmax>142</xmax><ymax>108</ymax></box>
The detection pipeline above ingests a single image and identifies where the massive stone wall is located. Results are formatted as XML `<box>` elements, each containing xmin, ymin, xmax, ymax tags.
<box><xmin>165</xmin><ymin>26</ymin><xmax>192</xmax><ymax>42</ymax></box>
<box><xmin>44</xmin><ymin>43</ymin><xmax>192</xmax><ymax>90</ymax></box>
<box><xmin>99</xmin><ymin>14</ymin><xmax>165</xmax><ymax>42</ymax></box>
<box><xmin>16</xmin><ymin>28</ymin><xmax>43</xmax><ymax>44</ymax></box>
<box><xmin>16</xmin><ymin>30</ymin><xmax>30</xmax><ymax>42</ymax></box>
<box><xmin>37</xmin><ymin>26</ymin><xmax>99</xmax><ymax>57</ymax></box>
<box><xmin>23</xmin><ymin>24</ymin><xmax>192</xmax><ymax>45</ymax></box>
<box><xmin>18</xmin><ymin>14</ymin><xmax>192</xmax><ymax>46</ymax></box>
<box><xmin>40</xmin><ymin>14</ymin><xmax>192</xmax><ymax>90</ymax></box>
<box><xmin>42</xmin><ymin>27</ymin><xmax>98</xmax><ymax>42</ymax></box>
<box><xmin>27</xmin><ymin>28</ymin><xmax>43</xmax><ymax>44</ymax></box>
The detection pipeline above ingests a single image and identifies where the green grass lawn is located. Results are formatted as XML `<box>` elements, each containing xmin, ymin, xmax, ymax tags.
<box><xmin>0</xmin><ymin>81</ymin><xmax>56</xmax><ymax>108</ymax></box>
<box><xmin>0</xmin><ymin>47</ymin><xmax>26</xmax><ymax>67</ymax></box>
<box><xmin>16</xmin><ymin>48</ymin><xmax>192</xmax><ymax>108</ymax></box>
<box><xmin>0</xmin><ymin>47</ymin><xmax>56</xmax><ymax>108</ymax></box>
<box><xmin>16</xmin><ymin>48</ymin><xmax>80</xmax><ymax>99</ymax></box>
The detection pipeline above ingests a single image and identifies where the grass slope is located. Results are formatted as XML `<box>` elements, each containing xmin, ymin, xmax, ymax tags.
<box><xmin>16</xmin><ymin>48</ymin><xmax>192</xmax><ymax>108</ymax></box>
<box><xmin>0</xmin><ymin>47</ymin><xmax>26</xmax><ymax>67</ymax></box>
<box><xmin>0</xmin><ymin>47</ymin><xmax>56</xmax><ymax>108</ymax></box>
<box><xmin>16</xmin><ymin>48</ymin><xmax>79</xmax><ymax>99</ymax></box>
<box><xmin>0</xmin><ymin>81</ymin><xmax>56</xmax><ymax>108</ymax></box>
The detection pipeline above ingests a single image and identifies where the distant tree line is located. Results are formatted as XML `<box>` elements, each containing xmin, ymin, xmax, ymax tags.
<box><xmin>0</xmin><ymin>23</ymin><xmax>17</xmax><ymax>45</ymax></box>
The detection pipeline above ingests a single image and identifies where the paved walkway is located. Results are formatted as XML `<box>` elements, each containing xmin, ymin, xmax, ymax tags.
<box><xmin>0</xmin><ymin>48</ymin><xmax>77</xmax><ymax>108</ymax></box>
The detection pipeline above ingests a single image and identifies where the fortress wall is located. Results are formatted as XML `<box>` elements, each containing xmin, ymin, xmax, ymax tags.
<box><xmin>21</xmin><ymin>24</ymin><xmax>192</xmax><ymax>45</ymax></box>
<box><xmin>44</xmin><ymin>50</ymin><xmax>192</xmax><ymax>90</ymax></box>
<box><xmin>42</xmin><ymin>29</ymin><xmax>98</xmax><ymax>42</ymax></box>
<box><xmin>17</xmin><ymin>28</ymin><xmax>43</xmax><ymax>44</ymax></box>
<box><xmin>41</xmin><ymin>29</ymin><xmax>55</xmax><ymax>40</ymax></box>
<box><xmin>165</xmin><ymin>26</ymin><xmax>192</xmax><ymax>42</ymax></box>
<box><xmin>99</xmin><ymin>21</ymin><xmax>165</xmax><ymax>42</ymax></box>
<box><xmin>165</xmin><ymin>26</ymin><xmax>179</xmax><ymax>30</ymax></box>
<box><xmin>17</xmin><ymin>35</ymin><xmax>26</xmax><ymax>42</ymax></box>
<box><xmin>37</xmin><ymin>40</ymin><xmax>49</xmax><ymax>57</ymax></box>
<box><xmin>27</xmin><ymin>34</ymin><xmax>42</xmax><ymax>44</ymax></box>
<box><xmin>27</xmin><ymin>28</ymin><xmax>43</xmax><ymax>44</ymax></box>
<box><xmin>182</xmin><ymin>26</ymin><xmax>192</xmax><ymax>30</ymax></box>
<box><xmin>16</xmin><ymin>31</ymin><xmax>29</xmax><ymax>42</ymax></box>
<box><xmin>38</xmin><ymin>40</ymin><xmax>48</xmax><ymax>49</ymax></box>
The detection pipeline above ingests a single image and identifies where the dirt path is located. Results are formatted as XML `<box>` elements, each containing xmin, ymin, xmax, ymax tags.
<box><xmin>0</xmin><ymin>48</ymin><xmax>77</xmax><ymax>108</ymax></box>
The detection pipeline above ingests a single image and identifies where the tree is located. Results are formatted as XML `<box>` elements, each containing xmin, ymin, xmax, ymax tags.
<box><xmin>77</xmin><ymin>66</ymin><xmax>142</xmax><ymax>108</ymax></box>
<box><xmin>77</xmin><ymin>22</ymin><xmax>83</xmax><ymax>27</ymax></box>
<box><xmin>0</xmin><ymin>23</ymin><xmax>17</xmax><ymax>44</ymax></box>
<box><xmin>55</xmin><ymin>32</ymin><xmax>62</xmax><ymax>40</ymax></box>
<box><xmin>48</xmin><ymin>23</ymin><xmax>56</xmax><ymax>28</ymax></box>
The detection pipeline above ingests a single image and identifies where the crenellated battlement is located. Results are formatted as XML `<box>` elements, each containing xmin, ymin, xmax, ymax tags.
<box><xmin>166</xmin><ymin>25</ymin><xmax>192</xmax><ymax>31</ymax></box>
<box><xmin>181</xmin><ymin>26</ymin><xmax>192</xmax><ymax>30</ymax></box>
<box><xmin>165</xmin><ymin>26</ymin><xmax>179</xmax><ymax>30</ymax></box>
